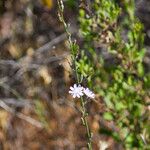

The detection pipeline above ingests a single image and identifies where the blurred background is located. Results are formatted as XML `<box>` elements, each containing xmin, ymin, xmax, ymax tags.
<box><xmin>0</xmin><ymin>0</ymin><xmax>150</xmax><ymax>149</ymax></box>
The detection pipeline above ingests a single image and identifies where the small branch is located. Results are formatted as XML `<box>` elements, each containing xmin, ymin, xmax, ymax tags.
<box><xmin>1</xmin><ymin>98</ymin><xmax>32</xmax><ymax>108</ymax></box>
<box><xmin>35</xmin><ymin>33</ymin><xmax>67</xmax><ymax>55</ymax></box>
<box><xmin>0</xmin><ymin>54</ymin><xmax>68</xmax><ymax>69</ymax></box>
<box><xmin>0</xmin><ymin>100</ymin><xmax>43</xmax><ymax>128</ymax></box>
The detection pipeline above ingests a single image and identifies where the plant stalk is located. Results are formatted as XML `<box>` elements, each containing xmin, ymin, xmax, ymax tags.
<box><xmin>57</xmin><ymin>0</ymin><xmax>93</xmax><ymax>149</ymax></box>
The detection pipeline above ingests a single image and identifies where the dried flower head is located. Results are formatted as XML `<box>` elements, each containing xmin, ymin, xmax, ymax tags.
<box><xmin>83</xmin><ymin>88</ymin><xmax>95</xmax><ymax>99</ymax></box>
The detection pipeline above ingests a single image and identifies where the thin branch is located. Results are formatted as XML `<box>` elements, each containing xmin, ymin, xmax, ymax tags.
<box><xmin>1</xmin><ymin>98</ymin><xmax>32</xmax><ymax>108</ymax></box>
<box><xmin>35</xmin><ymin>33</ymin><xmax>67</xmax><ymax>55</ymax></box>
<box><xmin>0</xmin><ymin>100</ymin><xmax>43</xmax><ymax>128</ymax></box>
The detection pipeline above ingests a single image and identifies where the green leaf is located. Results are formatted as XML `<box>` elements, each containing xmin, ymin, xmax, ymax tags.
<box><xmin>137</xmin><ymin>63</ymin><xmax>144</xmax><ymax>76</ymax></box>
<box><xmin>103</xmin><ymin>112</ymin><xmax>113</xmax><ymax>121</ymax></box>
<box><xmin>115</xmin><ymin>101</ymin><xmax>126</xmax><ymax>111</ymax></box>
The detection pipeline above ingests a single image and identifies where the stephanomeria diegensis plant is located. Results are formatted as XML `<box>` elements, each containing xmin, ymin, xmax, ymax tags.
<box><xmin>57</xmin><ymin>0</ymin><xmax>94</xmax><ymax>149</ymax></box>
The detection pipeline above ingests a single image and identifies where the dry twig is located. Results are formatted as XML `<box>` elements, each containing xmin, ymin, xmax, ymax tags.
<box><xmin>0</xmin><ymin>100</ymin><xmax>43</xmax><ymax>128</ymax></box>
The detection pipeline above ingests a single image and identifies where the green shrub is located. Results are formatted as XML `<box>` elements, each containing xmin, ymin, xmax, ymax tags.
<box><xmin>79</xmin><ymin>0</ymin><xmax>150</xmax><ymax>148</ymax></box>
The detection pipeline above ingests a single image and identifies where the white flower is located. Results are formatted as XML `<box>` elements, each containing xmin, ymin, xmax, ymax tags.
<box><xmin>69</xmin><ymin>84</ymin><xmax>95</xmax><ymax>99</ymax></box>
<box><xmin>99</xmin><ymin>140</ymin><xmax>109</xmax><ymax>150</ymax></box>
<box><xmin>69</xmin><ymin>84</ymin><xmax>84</xmax><ymax>98</ymax></box>
<box><xmin>83</xmin><ymin>88</ymin><xmax>95</xmax><ymax>99</ymax></box>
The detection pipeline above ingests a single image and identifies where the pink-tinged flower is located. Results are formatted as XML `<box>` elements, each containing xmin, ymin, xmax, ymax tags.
<box><xmin>69</xmin><ymin>84</ymin><xmax>84</xmax><ymax>98</ymax></box>
<box><xmin>83</xmin><ymin>88</ymin><xmax>95</xmax><ymax>99</ymax></box>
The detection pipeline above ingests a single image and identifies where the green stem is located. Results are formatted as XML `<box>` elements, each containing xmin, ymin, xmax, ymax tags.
<box><xmin>57</xmin><ymin>1</ymin><xmax>93</xmax><ymax>149</ymax></box>
<box><xmin>80</xmin><ymin>97</ymin><xmax>92</xmax><ymax>150</ymax></box>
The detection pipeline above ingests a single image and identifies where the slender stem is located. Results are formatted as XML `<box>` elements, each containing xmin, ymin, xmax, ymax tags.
<box><xmin>57</xmin><ymin>1</ymin><xmax>92</xmax><ymax>149</ymax></box>
<box><xmin>80</xmin><ymin>97</ymin><xmax>92</xmax><ymax>150</ymax></box>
